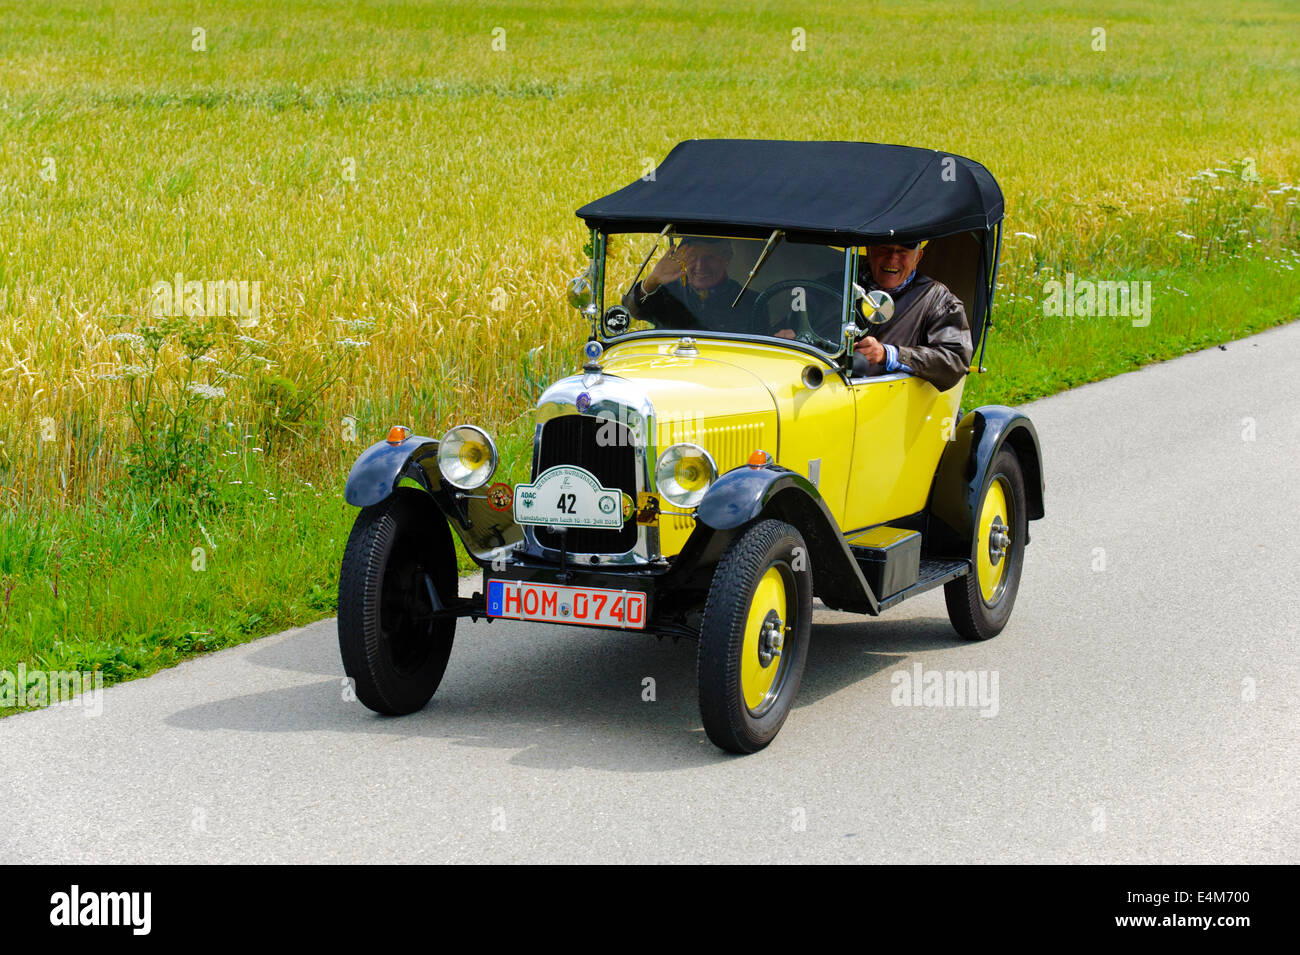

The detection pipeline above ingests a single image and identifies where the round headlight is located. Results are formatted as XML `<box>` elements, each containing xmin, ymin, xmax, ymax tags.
<box><xmin>655</xmin><ymin>443</ymin><xmax>717</xmax><ymax>509</ymax></box>
<box><xmin>437</xmin><ymin>425</ymin><xmax>498</xmax><ymax>490</ymax></box>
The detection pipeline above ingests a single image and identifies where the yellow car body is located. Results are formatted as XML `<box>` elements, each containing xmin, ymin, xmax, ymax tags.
<box><xmin>585</xmin><ymin>338</ymin><xmax>964</xmax><ymax>557</ymax></box>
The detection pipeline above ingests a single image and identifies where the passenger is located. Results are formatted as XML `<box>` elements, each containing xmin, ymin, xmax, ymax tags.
<box><xmin>778</xmin><ymin>240</ymin><xmax>973</xmax><ymax>392</ymax></box>
<box><xmin>624</xmin><ymin>236</ymin><xmax>758</xmax><ymax>333</ymax></box>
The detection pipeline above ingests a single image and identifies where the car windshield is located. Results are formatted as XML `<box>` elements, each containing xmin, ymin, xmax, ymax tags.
<box><xmin>604</xmin><ymin>232</ymin><xmax>849</xmax><ymax>351</ymax></box>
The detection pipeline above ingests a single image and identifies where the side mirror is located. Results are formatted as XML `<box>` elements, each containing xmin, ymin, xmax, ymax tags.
<box><xmin>567</xmin><ymin>270</ymin><xmax>594</xmax><ymax>311</ymax></box>
<box><xmin>853</xmin><ymin>285</ymin><xmax>894</xmax><ymax>327</ymax></box>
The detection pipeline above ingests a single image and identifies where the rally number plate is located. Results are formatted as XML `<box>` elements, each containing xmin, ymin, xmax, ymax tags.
<box><xmin>486</xmin><ymin>579</ymin><xmax>647</xmax><ymax>630</ymax></box>
<box><xmin>512</xmin><ymin>465</ymin><xmax>626</xmax><ymax>529</ymax></box>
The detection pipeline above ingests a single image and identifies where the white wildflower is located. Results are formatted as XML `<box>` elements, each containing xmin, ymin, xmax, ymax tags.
<box><xmin>187</xmin><ymin>382</ymin><xmax>226</xmax><ymax>400</ymax></box>
<box><xmin>334</xmin><ymin>317</ymin><xmax>376</xmax><ymax>331</ymax></box>
<box><xmin>337</xmin><ymin>338</ymin><xmax>370</xmax><ymax>349</ymax></box>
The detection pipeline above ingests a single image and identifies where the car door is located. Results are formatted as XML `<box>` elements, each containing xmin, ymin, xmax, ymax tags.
<box><xmin>842</xmin><ymin>374</ymin><xmax>963</xmax><ymax>532</ymax></box>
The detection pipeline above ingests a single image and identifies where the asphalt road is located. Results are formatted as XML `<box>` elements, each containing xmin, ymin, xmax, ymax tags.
<box><xmin>3</xmin><ymin>325</ymin><xmax>1298</xmax><ymax>864</ymax></box>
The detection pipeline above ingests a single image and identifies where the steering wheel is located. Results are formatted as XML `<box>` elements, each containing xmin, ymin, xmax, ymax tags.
<box><xmin>751</xmin><ymin>279</ymin><xmax>845</xmax><ymax>351</ymax></box>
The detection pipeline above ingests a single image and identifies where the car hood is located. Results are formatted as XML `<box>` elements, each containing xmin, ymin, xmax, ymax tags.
<box><xmin>535</xmin><ymin>350</ymin><xmax>780</xmax><ymax>465</ymax></box>
<box><xmin>597</xmin><ymin>352</ymin><xmax>779</xmax><ymax>424</ymax></box>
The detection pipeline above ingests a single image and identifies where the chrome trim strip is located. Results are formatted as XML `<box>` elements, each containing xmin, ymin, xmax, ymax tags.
<box><xmin>847</xmin><ymin>371</ymin><xmax>913</xmax><ymax>385</ymax></box>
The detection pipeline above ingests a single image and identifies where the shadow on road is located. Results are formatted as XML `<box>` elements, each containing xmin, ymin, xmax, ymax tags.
<box><xmin>166</xmin><ymin>609</ymin><xmax>966</xmax><ymax>771</ymax></box>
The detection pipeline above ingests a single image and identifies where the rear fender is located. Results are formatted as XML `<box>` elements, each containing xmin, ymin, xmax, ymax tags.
<box><xmin>926</xmin><ymin>406</ymin><xmax>1044</xmax><ymax>558</ymax></box>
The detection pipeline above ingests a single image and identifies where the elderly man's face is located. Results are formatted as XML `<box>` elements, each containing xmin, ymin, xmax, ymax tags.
<box><xmin>866</xmin><ymin>244</ymin><xmax>924</xmax><ymax>290</ymax></box>
<box><xmin>681</xmin><ymin>244</ymin><xmax>730</xmax><ymax>290</ymax></box>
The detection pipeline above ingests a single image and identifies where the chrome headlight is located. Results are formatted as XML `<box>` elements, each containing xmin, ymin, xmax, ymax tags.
<box><xmin>437</xmin><ymin>425</ymin><xmax>498</xmax><ymax>490</ymax></box>
<box><xmin>654</xmin><ymin>443</ymin><xmax>717</xmax><ymax>509</ymax></box>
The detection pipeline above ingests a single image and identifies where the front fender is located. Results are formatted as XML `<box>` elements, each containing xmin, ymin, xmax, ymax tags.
<box><xmin>679</xmin><ymin>466</ymin><xmax>880</xmax><ymax>615</ymax></box>
<box><xmin>695</xmin><ymin>465</ymin><xmax>814</xmax><ymax>531</ymax></box>
<box><xmin>344</xmin><ymin>436</ymin><xmax>439</xmax><ymax>507</ymax></box>
<box><xmin>343</xmin><ymin>436</ymin><xmax>524</xmax><ymax>563</ymax></box>
<box><xmin>927</xmin><ymin>406</ymin><xmax>1044</xmax><ymax>557</ymax></box>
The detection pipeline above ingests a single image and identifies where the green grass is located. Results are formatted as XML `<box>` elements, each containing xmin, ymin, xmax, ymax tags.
<box><xmin>1</xmin><ymin>0</ymin><xmax>1298</xmax><ymax>713</ymax></box>
<box><xmin>965</xmin><ymin>257</ymin><xmax>1300</xmax><ymax>407</ymax></box>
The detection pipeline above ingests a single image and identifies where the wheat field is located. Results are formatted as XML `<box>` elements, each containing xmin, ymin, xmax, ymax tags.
<box><xmin>3</xmin><ymin>0</ymin><xmax>1297</xmax><ymax>507</ymax></box>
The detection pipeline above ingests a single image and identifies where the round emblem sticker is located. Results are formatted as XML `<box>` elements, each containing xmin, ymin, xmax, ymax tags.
<box><xmin>598</xmin><ymin>494</ymin><xmax>616</xmax><ymax>515</ymax></box>
<box><xmin>575</xmin><ymin>392</ymin><xmax>592</xmax><ymax>413</ymax></box>
<box><xmin>487</xmin><ymin>483</ymin><xmax>513</xmax><ymax>512</ymax></box>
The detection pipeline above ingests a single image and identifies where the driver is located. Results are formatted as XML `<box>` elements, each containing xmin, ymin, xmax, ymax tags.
<box><xmin>623</xmin><ymin>236</ymin><xmax>758</xmax><ymax>333</ymax></box>
<box><xmin>778</xmin><ymin>239</ymin><xmax>973</xmax><ymax>392</ymax></box>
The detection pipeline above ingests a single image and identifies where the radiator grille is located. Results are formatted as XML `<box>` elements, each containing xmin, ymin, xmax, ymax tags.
<box><xmin>534</xmin><ymin>415</ymin><xmax>639</xmax><ymax>554</ymax></box>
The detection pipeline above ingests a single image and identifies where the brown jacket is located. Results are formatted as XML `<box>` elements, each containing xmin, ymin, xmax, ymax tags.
<box><xmin>857</xmin><ymin>274</ymin><xmax>973</xmax><ymax>392</ymax></box>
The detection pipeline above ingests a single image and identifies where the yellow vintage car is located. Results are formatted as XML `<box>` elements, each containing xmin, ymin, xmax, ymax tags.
<box><xmin>338</xmin><ymin>140</ymin><xmax>1044</xmax><ymax>753</ymax></box>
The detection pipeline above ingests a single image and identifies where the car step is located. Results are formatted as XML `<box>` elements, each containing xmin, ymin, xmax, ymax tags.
<box><xmin>876</xmin><ymin>558</ymin><xmax>971</xmax><ymax>611</ymax></box>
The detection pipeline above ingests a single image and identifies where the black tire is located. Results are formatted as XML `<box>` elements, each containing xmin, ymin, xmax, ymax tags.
<box><xmin>698</xmin><ymin>519</ymin><xmax>813</xmax><ymax>754</ymax></box>
<box><xmin>944</xmin><ymin>448</ymin><xmax>1027</xmax><ymax>641</ymax></box>
<box><xmin>338</xmin><ymin>488</ymin><xmax>457</xmax><ymax>714</ymax></box>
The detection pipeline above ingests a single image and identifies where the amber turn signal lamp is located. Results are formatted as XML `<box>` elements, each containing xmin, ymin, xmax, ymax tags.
<box><xmin>387</xmin><ymin>425</ymin><xmax>410</xmax><ymax>445</ymax></box>
<box><xmin>747</xmin><ymin>450</ymin><xmax>769</xmax><ymax>468</ymax></box>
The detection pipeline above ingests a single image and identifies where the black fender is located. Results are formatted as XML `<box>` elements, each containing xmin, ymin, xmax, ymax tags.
<box><xmin>669</xmin><ymin>465</ymin><xmax>881</xmax><ymax>615</ymax></box>
<box><xmin>344</xmin><ymin>435</ymin><xmax>440</xmax><ymax>507</ymax></box>
<box><xmin>926</xmin><ymin>406</ymin><xmax>1044</xmax><ymax>558</ymax></box>
<box><xmin>343</xmin><ymin>435</ymin><xmax>523</xmax><ymax>563</ymax></box>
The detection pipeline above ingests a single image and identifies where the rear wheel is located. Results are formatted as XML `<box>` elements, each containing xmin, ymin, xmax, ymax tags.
<box><xmin>944</xmin><ymin>448</ymin><xmax>1027</xmax><ymax>640</ymax></box>
<box><xmin>338</xmin><ymin>488</ymin><xmax>457</xmax><ymax>714</ymax></box>
<box><xmin>698</xmin><ymin>520</ymin><xmax>812</xmax><ymax>753</ymax></box>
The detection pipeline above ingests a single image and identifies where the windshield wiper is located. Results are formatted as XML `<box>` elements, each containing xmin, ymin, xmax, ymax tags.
<box><xmin>627</xmin><ymin>223</ymin><xmax>675</xmax><ymax>294</ymax></box>
<box><xmin>732</xmin><ymin>229</ymin><xmax>784</xmax><ymax>307</ymax></box>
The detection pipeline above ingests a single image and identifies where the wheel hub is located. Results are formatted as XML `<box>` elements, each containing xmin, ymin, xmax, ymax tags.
<box><xmin>987</xmin><ymin>516</ymin><xmax>1011</xmax><ymax>566</ymax></box>
<box><xmin>757</xmin><ymin>610</ymin><xmax>785</xmax><ymax>667</ymax></box>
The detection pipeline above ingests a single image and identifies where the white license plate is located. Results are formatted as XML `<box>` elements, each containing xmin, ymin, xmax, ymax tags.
<box><xmin>486</xmin><ymin>579</ymin><xmax>647</xmax><ymax>630</ymax></box>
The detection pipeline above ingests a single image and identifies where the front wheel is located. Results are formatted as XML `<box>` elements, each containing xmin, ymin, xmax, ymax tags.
<box><xmin>944</xmin><ymin>448</ymin><xmax>1028</xmax><ymax>640</ymax></box>
<box><xmin>698</xmin><ymin>519</ymin><xmax>813</xmax><ymax>753</ymax></box>
<box><xmin>338</xmin><ymin>488</ymin><xmax>457</xmax><ymax>714</ymax></box>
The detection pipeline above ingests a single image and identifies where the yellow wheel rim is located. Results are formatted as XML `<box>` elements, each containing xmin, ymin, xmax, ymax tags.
<box><xmin>740</xmin><ymin>565</ymin><xmax>788</xmax><ymax>712</ymax></box>
<box><xmin>976</xmin><ymin>477</ymin><xmax>1013</xmax><ymax>604</ymax></box>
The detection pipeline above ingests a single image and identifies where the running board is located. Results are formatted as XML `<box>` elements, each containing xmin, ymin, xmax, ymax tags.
<box><xmin>877</xmin><ymin>558</ymin><xmax>971</xmax><ymax>611</ymax></box>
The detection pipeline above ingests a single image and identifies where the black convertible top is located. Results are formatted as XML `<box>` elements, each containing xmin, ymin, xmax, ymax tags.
<box><xmin>575</xmin><ymin>139</ymin><xmax>1004</xmax><ymax>245</ymax></box>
